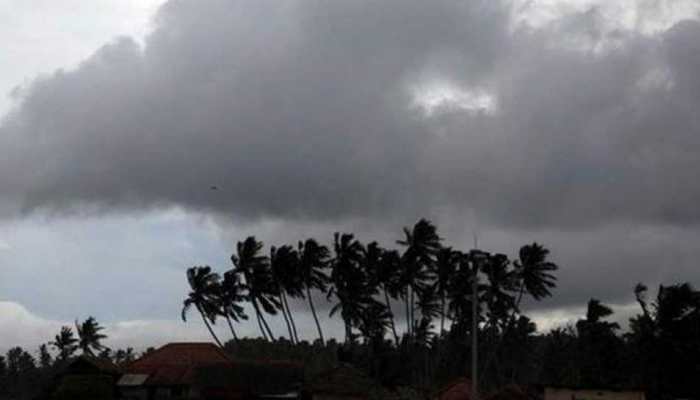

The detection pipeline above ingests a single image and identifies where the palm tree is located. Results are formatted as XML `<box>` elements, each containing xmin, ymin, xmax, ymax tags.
<box><xmin>298</xmin><ymin>238</ymin><xmax>330</xmax><ymax>345</ymax></box>
<box><xmin>75</xmin><ymin>317</ymin><xmax>108</xmax><ymax>356</ymax></box>
<box><xmin>50</xmin><ymin>326</ymin><xmax>78</xmax><ymax>361</ymax></box>
<box><xmin>329</xmin><ymin>232</ymin><xmax>368</xmax><ymax>343</ymax></box>
<box><xmin>488</xmin><ymin>244</ymin><xmax>558</xmax><ymax>376</ymax></box>
<box><xmin>182</xmin><ymin>266</ymin><xmax>224</xmax><ymax>348</ymax></box>
<box><xmin>481</xmin><ymin>253</ymin><xmax>517</xmax><ymax>331</ymax></box>
<box><xmin>232</xmin><ymin>237</ymin><xmax>280</xmax><ymax>341</ymax></box>
<box><xmin>270</xmin><ymin>245</ymin><xmax>302</xmax><ymax>343</ymax></box>
<box><xmin>397</xmin><ymin>219</ymin><xmax>440</xmax><ymax>338</ymax></box>
<box><xmin>447</xmin><ymin>252</ymin><xmax>479</xmax><ymax>334</ymax></box>
<box><xmin>435</xmin><ymin>247</ymin><xmax>460</xmax><ymax>335</ymax></box>
<box><xmin>366</xmin><ymin>243</ymin><xmax>401</xmax><ymax>343</ymax></box>
<box><xmin>513</xmin><ymin>243</ymin><xmax>558</xmax><ymax>306</ymax></box>
<box><xmin>218</xmin><ymin>270</ymin><xmax>249</xmax><ymax>341</ymax></box>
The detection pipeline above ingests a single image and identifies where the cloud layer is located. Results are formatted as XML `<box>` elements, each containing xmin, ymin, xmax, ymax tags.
<box><xmin>1</xmin><ymin>0</ymin><xmax>698</xmax><ymax>230</ymax></box>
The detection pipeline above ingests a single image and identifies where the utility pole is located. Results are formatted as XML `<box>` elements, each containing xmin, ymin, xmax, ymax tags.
<box><xmin>471</xmin><ymin>234</ymin><xmax>479</xmax><ymax>400</ymax></box>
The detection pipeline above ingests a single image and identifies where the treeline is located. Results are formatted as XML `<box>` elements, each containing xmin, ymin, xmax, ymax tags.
<box><xmin>0</xmin><ymin>317</ymin><xmax>154</xmax><ymax>399</ymax></box>
<box><xmin>183</xmin><ymin>218</ymin><xmax>700</xmax><ymax>399</ymax></box>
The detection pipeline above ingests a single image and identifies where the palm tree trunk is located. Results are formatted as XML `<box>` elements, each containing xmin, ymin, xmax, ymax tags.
<box><xmin>306</xmin><ymin>285</ymin><xmax>325</xmax><ymax>345</ymax></box>
<box><xmin>252</xmin><ymin>300</ymin><xmax>269</xmax><ymax>340</ymax></box>
<box><xmin>259</xmin><ymin>309</ymin><xmax>276</xmax><ymax>341</ymax></box>
<box><xmin>256</xmin><ymin>313</ymin><xmax>269</xmax><ymax>341</ymax></box>
<box><xmin>282</xmin><ymin>292</ymin><xmax>300</xmax><ymax>343</ymax></box>
<box><xmin>344</xmin><ymin>316</ymin><xmax>352</xmax><ymax>344</ymax></box>
<box><xmin>197</xmin><ymin>305</ymin><xmax>224</xmax><ymax>348</ymax></box>
<box><xmin>404</xmin><ymin>290</ymin><xmax>411</xmax><ymax>338</ymax></box>
<box><xmin>279</xmin><ymin>292</ymin><xmax>295</xmax><ymax>343</ymax></box>
<box><xmin>225</xmin><ymin>315</ymin><xmax>239</xmax><ymax>342</ymax></box>
<box><xmin>384</xmin><ymin>287</ymin><xmax>399</xmax><ymax>344</ymax></box>
<box><xmin>440</xmin><ymin>292</ymin><xmax>446</xmax><ymax>336</ymax></box>
<box><xmin>484</xmin><ymin>283</ymin><xmax>525</xmax><ymax>373</ymax></box>
<box><xmin>410</xmin><ymin>286</ymin><xmax>415</xmax><ymax>335</ymax></box>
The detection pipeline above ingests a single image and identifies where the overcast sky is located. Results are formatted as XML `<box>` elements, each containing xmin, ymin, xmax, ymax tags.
<box><xmin>1</xmin><ymin>0</ymin><xmax>700</xmax><ymax>353</ymax></box>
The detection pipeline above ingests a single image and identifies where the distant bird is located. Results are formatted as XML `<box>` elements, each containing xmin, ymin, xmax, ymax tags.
<box><xmin>210</xmin><ymin>185</ymin><xmax>219</xmax><ymax>191</ymax></box>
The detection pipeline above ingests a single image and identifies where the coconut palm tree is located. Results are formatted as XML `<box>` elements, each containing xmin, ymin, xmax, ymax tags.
<box><xmin>481</xmin><ymin>253</ymin><xmax>517</xmax><ymax>331</ymax></box>
<box><xmin>434</xmin><ymin>247</ymin><xmax>460</xmax><ymax>335</ymax></box>
<box><xmin>488</xmin><ymin>243</ymin><xmax>558</xmax><ymax>376</ymax></box>
<box><xmin>75</xmin><ymin>317</ymin><xmax>108</xmax><ymax>356</ymax></box>
<box><xmin>218</xmin><ymin>270</ymin><xmax>249</xmax><ymax>341</ymax></box>
<box><xmin>270</xmin><ymin>245</ymin><xmax>302</xmax><ymax>343</ymax></box>
<box><xmin>397</xmin><ymin>219</ymin><xmax>440</xmax><ymax>338</ymax></box>
<box><xmin>232</xmin><ymin>237</ymin><xmax>280</xmax><ymax>341</ymax></box>
<box><xmin>298</xmin><ymin>238</ymin><xmax>330</xmax><ymax>345</ymax></box>
<box><xmin>513</xmin><ymin>243</ymin><xmax>558</xmax><ymax>305</ymax></box>
<box><xmin>50</xmin><ymin>326</ymin><xmax>78</xmax><ymax>361</ymax></box>
<box><xmin>329</xmin><ymin>232</ymin><xmax>368</xmax><ymax>343</ymax></box>
<box><xmin>182</xmin><ymin>266</ymin><xmax>224</xmax><ymax>348</ymax></box>
<box><xmin>365</xmin><ymin>243</ymin><xmax>401</xmax><ymax>343</ymax></box>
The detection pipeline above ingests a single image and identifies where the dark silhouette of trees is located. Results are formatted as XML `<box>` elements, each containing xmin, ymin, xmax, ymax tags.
<box><xmin>50</xmin><ymin>326</ymin><xmax>78</xmax><ymax>360</ymax></box>
<box><xmin>233</xmin><ymin>237</ymin><xmax>281</xmax><ymax>341</ymax></box>
<box><xmin>397</xmin><ymin>219</ymin><xmax>441</xmax><ymax>339</ymax></box>
<box><xmin>38</xmin><ymin>344</ymin><xmax>52</xmax><ymax>369</ymax></box>
<box><xmin>75</xmin><ymin>316</ymin><xmax>108</xmax><ymax>356</ymax></box>
<box><xmin>270</xmin><ymin>245</ymin><xmax>302</xmax><ymax>343</ymax></box>
<box><xmin>329</xmin><ymin>233</ymin><xmax>369</xmax><ymax>343</ymax></box>
<box><xmin>9</xmin><ymin>218</ymin><xmax>700</xmax><ymax>399</ymax></box>
<box><xmin>182</xmin><ymin>266</ymin><xmax>225</xmax><ymax>347</ymax></box>
<box><xmin>165</xmin><ymin>218</ymin><xmax>700</xmax><ymax>398</ymax></box>
<box><xmin>219</xmin><ymin>270</ymin><xmax>249</xmax><ymax>342</ymax></box>
<box><xmin>298</xmin><ymin>238</ymin><xmax>330</xmax><ymax>345</ymax></box>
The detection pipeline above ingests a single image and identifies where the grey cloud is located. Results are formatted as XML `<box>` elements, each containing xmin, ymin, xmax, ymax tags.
<box><xmin>3</xmin><ymin>0</ymin><xmax>700</xmax><ymax>230</ymax></box>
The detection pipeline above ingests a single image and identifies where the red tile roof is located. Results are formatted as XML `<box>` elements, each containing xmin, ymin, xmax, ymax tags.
<box><xmin>125</xmin><ymin>342</ymin><xmax>233</xmax><ymax>386</ymax></box>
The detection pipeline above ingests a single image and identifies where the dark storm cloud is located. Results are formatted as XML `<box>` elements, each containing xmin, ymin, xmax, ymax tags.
<box><xmin>1</xmin><ymin>0</ymin><xmax>511</xmax><ymax>223</ymax></box>
<box><xmin>2</xmin><ymin>0</ymin><xmax>700</xmax><ymax>230</ymax></box>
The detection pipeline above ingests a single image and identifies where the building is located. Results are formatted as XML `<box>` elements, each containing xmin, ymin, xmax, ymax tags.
<box><xmin>118</xmin><ymin>342</ymin><xmax>303</xmax><ymax>400</ymax></box>
<box><xmin>50</xmin><ymin>356</ymin><xmax>122</xmax><ymax>400</ymax></box>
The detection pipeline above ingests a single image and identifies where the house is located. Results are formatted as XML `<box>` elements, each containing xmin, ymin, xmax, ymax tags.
<box><xmin>118</xmin><ymin>342</ymin><xmax>304</xmax><ymax>400</ymax></box>
<box><xmin>49</xmin><ymin>356</ymin><xmax>122</xmax><ymax>400</ymax></box>
<box><xmin>543</xmin><ymin>386</ymin><xmax>645</xmax><ymax>400</ymax></box>
<box><xmin>119</xmin><ymin>342</ymin><xmax>235</xmax><ymax>400</ymax></box>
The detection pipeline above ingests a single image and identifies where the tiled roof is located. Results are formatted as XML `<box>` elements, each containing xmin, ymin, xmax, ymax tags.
<box><xmin>124</xmin><ymin>342</ymin><xmax>232</xmax><ymax>386</ymax></box>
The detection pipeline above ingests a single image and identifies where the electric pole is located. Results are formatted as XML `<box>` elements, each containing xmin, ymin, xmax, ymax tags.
<box><xmin>471</xmin><ymin>235</ymin><xmax>479</xmax><ymax>400</ymax></box>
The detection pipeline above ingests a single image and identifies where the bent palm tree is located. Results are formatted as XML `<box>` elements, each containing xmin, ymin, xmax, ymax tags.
<box><xmin>366</xmin><ymin>243</ymin><xmax>401</xmax><ymax>343</ymax></box>
<box><xmin>435</xmin><ymin>247</ymin><xmax>460</xmax><ymax>335</ymax></box>
<box><xmin>182</xmin><ymin>266</ymin><xmax>224</xmax><ymax>347</ymax></box>
<box><xmin>329</xmin><ymin>232</ymin><xmax>368</xmax><ymax>343</ymax></box>
<box><xmin>270</xmin><ymin>245</ymin><xmax>302</xmax><ymax>343</ymax></box>
<box><xmin>233</xmin><ymin>237</ymin><xmax>281</xmax><ymax>341</ymax></box>
<box><xmin>219</xmin><ymin>270</ymin><xmax>249</xmax><ymax>341</ymax></box>
<box><xmin>513</xmin><ymin>243</ymin><xmax>558</xmax><ymax>305</ymax></box>
<box><xmin>298</xmin><ymin>238</ymin><xmax>330</xmax><ymax>345</ymax></box>
<box><xmin>75</xmin><ymin>317</ymin><xmax>108</xmax><ymax>356</ymax></box>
